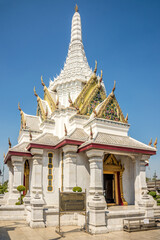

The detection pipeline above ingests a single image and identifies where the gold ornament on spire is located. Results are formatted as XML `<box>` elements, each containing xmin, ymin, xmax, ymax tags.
<box><xmin>153</xmin><ymin>138</ymin><xmax>157</xmax><ymax>148</ymax></box>
<box><xmin>8</xmin><ymin>138</ymin><xmax>11</xmax><ymax>148</ymax></box>
<box><xmin>75</xmin><ymin>4</ymin><xmax>78</xmax><ymax>12</ymax></box>
<box><xmin>41</xmin><ymin>76</ymin><xmax>45</xmax><ymax>87</ymax></box>
<box><xmin>149</xmin><ymin>138</ymin><xmax>152</xmax><ymax>146</ymax></box>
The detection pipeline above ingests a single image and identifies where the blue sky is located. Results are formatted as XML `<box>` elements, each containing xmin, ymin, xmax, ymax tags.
<box><xmin>0</xmin><ymin>0</ymin><xmax>160</xmax><ymax>180</ymax></box>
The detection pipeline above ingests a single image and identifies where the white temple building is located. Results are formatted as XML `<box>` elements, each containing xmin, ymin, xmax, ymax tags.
<box><xmin>1</xmin><ymin>6</ymin><xmax>158</xmax><ymax>233</ymax></box>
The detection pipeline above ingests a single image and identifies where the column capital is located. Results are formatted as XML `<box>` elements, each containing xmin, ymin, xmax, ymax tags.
<box><xmin>86</xmin><ymin>149</ymin><xmax>104</xmax><ymax>159</ymax></box>
<box><xmin>30</xmin><ymin>148</ymin><xmax>43</xmax><ymax>156</ymax></box>
<box><xmin>62</xmin><ymin>145</ymin><xmax>78</xmax><ymax>153</ymax></box>
<box><xmin>11</xmin><ymin>156</ymin><xmax>23</xmax><ymax>164</ymax></box>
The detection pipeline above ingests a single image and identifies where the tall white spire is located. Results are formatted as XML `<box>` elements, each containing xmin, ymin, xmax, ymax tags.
<box><xmin>49</xmin><ymin>6</ymin><xmax>92</xmax><ymax>94</ymax></box>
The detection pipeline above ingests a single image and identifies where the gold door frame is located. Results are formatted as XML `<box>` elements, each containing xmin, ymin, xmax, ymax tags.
<box><xmin>24</xmin><ymin>159</ymin><xmax>30</xmax><ymax>194</ymax></box>
<box><xmin>103</xmin><ymin>154</ymin><xmax>127</xmax><ymax>206</ymax></box>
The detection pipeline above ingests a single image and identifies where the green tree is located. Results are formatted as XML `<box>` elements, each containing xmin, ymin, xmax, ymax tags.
<box><xmin>16</xmin><ymin>185</ymin><xmax>25</xmax><ymax>205</ymax></box>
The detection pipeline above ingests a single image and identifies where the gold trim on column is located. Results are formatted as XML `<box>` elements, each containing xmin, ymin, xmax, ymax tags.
<box><xmin>120</xmin><ymin>171</ymin><xmax>128</xmax><ymax>205</ymax></box>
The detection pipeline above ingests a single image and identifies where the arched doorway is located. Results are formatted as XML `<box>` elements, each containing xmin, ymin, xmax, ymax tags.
<box><xmin>24</xmin><ymin>160</ymin><xmax>30</xmax><ymax>195</ymax></box>
<box><xmin>103</xmin><ymin>154</ymin><xmax>127</xmax><ymax>206</ymax></box>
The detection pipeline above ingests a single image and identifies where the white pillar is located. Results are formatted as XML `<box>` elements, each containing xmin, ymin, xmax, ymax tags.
<box><xmin>7</xmin><ymin>161</ymin><xmax>13</xmax><ymax>195</ymax></box>
<box><xmin>133</xmin><ymin>156</ymin><xmax>140</xmax><ymax>206</ymax></box>
<box><xmin>86</xmin><ymin>149</ymin><xmax>107</xmax><ymax>234</ymax></box>
<box><xmin>7</xmin><ymin>156</ymin><xmax>23</xmax><ymax>204</ymax></box>
<box><xmin>30</xmin><ymin>149</ymin><xmax>43</xmax><ymax>198</ymax></box>
<box><xmin>86</xmin><ymin>149</ymin><xmax>104</xmax><ymax>196</ymax></box>
<box><xmin>63</xmin><ymin>145</ymin><xmax>77</xmax><ymax>191</ymax></box>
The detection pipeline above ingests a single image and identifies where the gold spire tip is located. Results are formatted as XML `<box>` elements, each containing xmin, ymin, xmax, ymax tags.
<box><xmin>75</xmin><ymin>4</ymin><xmax>78</xmax><ymax>12</ymax></box>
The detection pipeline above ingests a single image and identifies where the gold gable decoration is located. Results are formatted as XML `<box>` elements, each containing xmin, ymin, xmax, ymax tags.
<box><xmin>73</xmin><ymin>61</ymin><xmax>106</xmax><ymax>115</ymax></box>
<box><xmin>34</xmin><ymin>87</ymin><xmax>46</xmax><ymax>121</ymax></box>
<box><xmin>96</xmin><ymin>83</ymin><xmax>127</xmax><ymax>123</ymax></box>
<box><xmin>18</xmin><ymin>103</ymin><xmax>26</xmax><ymax>130</ymax></box>
<box><xmin>41</xmin><ymin>76</ymin><xmax>57</xmax><ymax>112</ymax></box>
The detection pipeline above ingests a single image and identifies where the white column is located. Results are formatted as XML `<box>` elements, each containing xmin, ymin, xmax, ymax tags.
<box><xmin>133</xmin><ymin>156</ymin><xmax>140</xmax><ymax>206</ymax></box>
<box><xmin>7</xmin><ymin>161</ymin><xmax>13</xmax><ymax>195</ymax></box>
<box><xmin>86</xmin><ymin>149</ymin><xmax>107</xmax><ymax>234</ymax></box>
<box><xmin>86</xmin><ymin>149</ymin><xmax>104</xmax><ymax>196</ymax></box>
<box><xmin>63</xmin><ymin>145</ymin><xmax>77</xmax><ymax>191</ymax></box>
<box><xmin>7</xmin><ymin>156</ymin><xmax>23</xmax><ymax>204</ymax></box>
<box><xmin>30</xmin><ymin>149</ymin><xmax>43</xmax><ymax>198</ymax></box>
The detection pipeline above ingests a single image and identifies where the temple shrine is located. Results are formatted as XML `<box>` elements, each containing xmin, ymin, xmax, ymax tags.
<box><xmin>1</xmin><ymin>6</ymin><xmax>158</xmax><ymax>233</ymax></box>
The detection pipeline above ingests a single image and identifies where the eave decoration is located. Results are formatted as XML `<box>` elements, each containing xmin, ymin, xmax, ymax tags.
<box><xmin>73</xmin><ymin>61</ymin><xmax>106</xmax><ymax>115</ymax></box>
<box><xmin>41</xmin><ymin>76</ymin><xmax>57</xmax><ymax>112</ymax></box>
<box><xmin>34</xmin><ymin>87</ymin><xmax>46</xmax><ymax>121</ymax></box>
<box><xmin>18</xmin><ymin>102</ymin><xmax>26</xmax><ymax>130</ymax></box>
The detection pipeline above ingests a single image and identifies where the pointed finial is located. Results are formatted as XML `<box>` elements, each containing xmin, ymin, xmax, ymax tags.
<box><xmin>64</xmin><ymin>124</ymin><xmax>67</xmax><ymax>136</ymax></box>
<box><xmin>3</xmin><ymin>153</ymin><xmax>5</xmax><ymax>159</ymax></box>
<box><xmin>75</xmin><ymin>4</ymin><xmax>78</xmax><ymax>12</ymax></box>
<box><xmin>153</xmin><ymin>138</ymin><xmax>157</xmax><ymax>148</ymax></box>
<box><xmin>112</xmin><ymin>80</ymin><xmax>116</xmax><ymax>93</ymax></box>
<box><xmin>111</xmin><ymin>80</ymin><xmax>116</xmax><ymax>97</ymax></box>
<box><xmin>125</xmin><ymin>113</ymin><xmax>128</xmax><ymax>122</ymax></box>
<box><xmin>29</xmin><ymin>130</ymin><xmax>32</xmax><ymax>141</ymax></box>
<box><xmin>8</xmin><ymin>138</ymin><xmax>11</xmax><ymax>148</ymax></box>
<box><xmin>34</xmin><ymin>87</ymin><xmax>38</xmax><ymax>97</ymax></box>
<box><xmin>90</xmin><ymin>126</ymin><xmax>93</xmax><ymax>140</ymax></box>
<box><xmin>94</xmin><ymin>60</ymin><xmax>97</xmax><ymax>73</ymax></box>
<box><xmin>149</xmin><ymin>138</ymin><xmax>152</xmax><ymax>146</ymax></box>
<box><xmin>18</xmin><ymin>102</ymin><xmax>22</xmax><ymax>112</ymax></box>
<box><xmin>41</xmin><ymin>76</ymin><xmax>45</xmax><ymax>87</ymax></box>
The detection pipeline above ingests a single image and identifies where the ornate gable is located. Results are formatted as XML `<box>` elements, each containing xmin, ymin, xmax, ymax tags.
<box><xmin>96</xmin><ymin>82</ymin><xmax>127</xmax><ymax>123</ymax></box>
<box><xmin>41</xmin><ymin>76</ymin><xmax>57</xmax><ymax>112</ymax></box>
<box><xmin>73</xmin><ymin>63</ymin><xmax>106</xmax><ymax>115</ymax></box>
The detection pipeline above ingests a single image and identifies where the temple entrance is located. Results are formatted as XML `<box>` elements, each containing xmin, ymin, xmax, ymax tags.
<box><xmin>103</xmin><ymin>154</ymin><xmax>127</xmax><ymax>206</ymax></box>
<box><xmin>103</xmin><ymin>174</ymin><xmax>116</xmax><ymax>204</ymax></box>
<box><xmin>24</xmin><ymin>160</ymin><xmax>29</xmax><ymax>195</ymax></box>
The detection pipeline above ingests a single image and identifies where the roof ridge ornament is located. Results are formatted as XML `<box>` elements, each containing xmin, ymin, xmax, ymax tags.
<box><xmin>94</xmin><ymin>60</ymin><xmax>97</xmax><ymax>74</ymax></box>
<box><xmin>41</xmin><ymin>76</ymin><xmax>45</xmax><ymax>87</ymax></box>
<box><xmin>8</xmin><ymin>138</ymin><xmax>11</xmax><ymax>148</ymax></box>
<box><xmin>153</xmin><ymin>137</ymin><xmax>157</xmax><ymax>148</ymax></box>
<box><xmin>111</xmin><ymin>80</ymin><xmax>116</xmax><ymax>97</ymax></box>
<box><xmin>125</xmin><ymin>113</ymin><xmax>128</xmax><ymax>123</ymax></box>
<box><xmin>149</xmin><ymin>138</ymin><xmax>152</xmax><ymax>146</ymax></box>
<box><xmin>75</xmin><ymin>4</ymin><xmax>78</xmax><ymax>12</ymax></box>
<box><xmin>18</xmin><ymin>102</ymin><xmax>22</xmax><ymax>112</ymax></box>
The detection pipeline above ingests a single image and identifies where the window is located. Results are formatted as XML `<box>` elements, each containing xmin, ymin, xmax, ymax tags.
<box><xmin>47</xmin><ymin>153</ymin><xmax>53</xmax><ymax>191</ymax></box>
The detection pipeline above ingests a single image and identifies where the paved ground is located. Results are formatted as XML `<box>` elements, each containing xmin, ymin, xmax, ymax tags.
<box><xmin>0</xmin><ymin>221</ymin><xmax>160</xmax><ymax>240</ymax></box>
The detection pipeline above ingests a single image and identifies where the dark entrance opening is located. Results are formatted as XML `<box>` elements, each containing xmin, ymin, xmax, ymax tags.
<box><xmin>103</xmin><ymin>174</ymin><xmax>115</xmax><ymax>204</ymax></box>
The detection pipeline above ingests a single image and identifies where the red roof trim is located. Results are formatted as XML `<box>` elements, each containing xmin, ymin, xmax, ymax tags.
<box><xmin>78</xmin><ymin>143</ymin><xmax>156</xmax><ymax>155</ymax></box>
<box><xmin>27</xmin><ymin>139</ymin><xmax>83</xmax><ymax>151</ymax></box>
<box><xmin>4</xmin><ymin>151</ymin><xmax>32</xmax><ymax>164</ymax></box>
